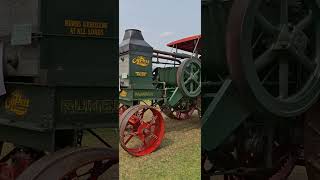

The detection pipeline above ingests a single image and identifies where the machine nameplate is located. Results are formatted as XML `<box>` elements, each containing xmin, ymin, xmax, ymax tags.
<box><xmin>5</xmin><ymin>90</ymin><xmax>30</xmax><ymax>116</ymax></box>
<box><xmin>135</xmin><ymin>72</ymin><xmax>148</xmax><ymax>77</ymax></box>
<box><xmin>120</xmin><ymin>90</ymin><xmax>128</xmax><ymax>97</ymax></box>
<box><xmin>132</xmin><ymin>56</ymin><xmax>150</xmax><ymax>67</ymax></box>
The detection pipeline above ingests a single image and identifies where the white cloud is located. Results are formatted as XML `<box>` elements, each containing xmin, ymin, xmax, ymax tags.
<box><xmin>159</xmin><ymin>31</ymin><xmax>174</xmax><ymax>38</ymax></box>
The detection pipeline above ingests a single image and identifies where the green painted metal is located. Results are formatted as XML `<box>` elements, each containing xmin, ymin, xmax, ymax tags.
<box><xmin>0</xmin><ymin>125</ymin><xmax>55</xmax><ymax>151</ymax></box>
<box><xmin>40</xmin><ymin>0</ymin><xmax>118</xmax><ymax>86</ymax></box>
<box><xmin>201</xmin><ymin>0</ymin><xmax>229</xmax><ymax>76</ymax></box>
<box><xmin>119</xmin><ymin>29</ymin><xmax>154</xmax><ymax>90</ymax></box>
<box><xmin>119</xmin><ymin>29</ymin><xmax>157</xmax><ymax>105</ymax></box>
<box><xmin>202</xmin><ymin>79</ymin><xmax>251</xmax><ymax>151</ymax></box>
<box><xmin>168</xmin><ymin>87</ymin><xmax>184</xmax><ymax>107</ymax></box>
<box><xmin>119</xmin><ymin>89</ymin><xmax>163</xmax><ymax>106</ymax></box>
<box><xmin>158</xmin><ymin>67</ymin><xmax>178</xmax><ymax>86</ymax></box>
<box><xmin>0</xmin><ymin>0</ymin><xmax>119</xmax><ymax>151</ymax></box>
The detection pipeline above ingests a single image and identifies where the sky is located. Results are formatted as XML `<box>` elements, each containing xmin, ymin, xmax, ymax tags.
<box><xmin>119</xmin><ymin>0</ymin><xmax>201</xmax><ymax>52</ymax></box>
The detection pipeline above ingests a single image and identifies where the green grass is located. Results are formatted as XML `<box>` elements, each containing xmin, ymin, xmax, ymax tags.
<box><xmin>82</xmin><ymin>128</ymin><xmax>119</xmax><ymax>149</ymax></box>
<box><xmin>120</xmin><ymin>113</ymin><xmax>201</xmax><ymax>180</ymax></box>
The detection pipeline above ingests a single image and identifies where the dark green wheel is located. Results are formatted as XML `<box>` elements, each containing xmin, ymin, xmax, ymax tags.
<box><xmin>177</xmin><ymin>58</ymin><xmax>201</xmax><ymax>98</ymax></box>
<box><xmin>227</xmin><ymin>0</ymin><xmax>320</xmax><ymax>117</ymax></box>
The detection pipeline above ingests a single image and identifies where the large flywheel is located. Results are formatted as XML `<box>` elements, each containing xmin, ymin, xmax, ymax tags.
<box><xmin>227</xmin><ymin>0</ymin><xmax>320</xmax><ymax>117</ymax></box>
<box><xmin>177</xmin><ymin>58</ymin><xmax>201</xmax><ymax>98</ymax></box>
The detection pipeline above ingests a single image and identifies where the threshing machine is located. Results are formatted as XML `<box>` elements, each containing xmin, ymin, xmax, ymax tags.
<box><xmin>0</xmin><ymin>0</ymin><xmax>119</xmax><ymax>179</ymax></box>
<box><xmin>119</xmin><ymin>29</ymin><xmax>201</xmax><ymax>156</ymax></box>
<box><xmin>202</xmin><ymin>0</ymin><xmax>320</xmax><ymax>179</ymax></box>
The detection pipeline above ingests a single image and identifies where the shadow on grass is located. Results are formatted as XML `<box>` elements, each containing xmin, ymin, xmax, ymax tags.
<box><xmin>164</xmin><ymin>114</ymin><xmax>201</xmax><ymax>133</ymax></box>
<box><xmin>156</xmin><ymin>137</ymin><xmax>173</xmax><ymax>151</ymax></box>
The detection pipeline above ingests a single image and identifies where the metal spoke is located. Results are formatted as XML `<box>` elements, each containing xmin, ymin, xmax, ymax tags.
<box><xmin>185</xmin><ymin>77</ymin><xmax>192</xmax><ymax>85</ymax></box>
<box><xmin>256</xmin><ymin>13</ymin><xmax>280</xmax><ymax>35</ymax></box>
<box><xmin>77</xmin><ymin>170</ymin><xmax>92</xmax><ymax>178</ymax></box>
<box><xmin>142</xmin><ymin>139</ymin><xmax>147</xmax><ymax>146</ymax></box>
<box><xmin>184</xmin><ymin>70</ymin><xmax>191</xmax><ymax>76</ymax></box>
<box><xmin>136</xmin><ymin>109</ymin><xmax>146</xmax><ymax>119</ymax></box>
<box><xmin>191</xmin><ymin>64</ymin><xmax>195</xmax><ymax>74</ymax></box>
<box><xmin>150</xmin><ymin>133</ymin><xmax>159</xmax><ymax>140</ymax></box>
<box><xmin>252</xmin><ymin>32</ymin><xmax>264</xmax><ymax>49</ymax></box>
<box><xmin>137</xmin><ymin>134</ymin><xmax>146</xmax><ymax>147</ymax></box>
<box><xmin>194</xmin><ymin>69</ymin><xmax>200</xmax><ymax>76</ymax></box>
<box><xmin>190</xmin><ymin>82</ymin><xmax>194</xmax><ymax>92</ymax></box>
<box><xmin>255</xmin><ymin>48</ymin><xmax>277</xmax><ymax>72</ymax></box>
<box><xmin>296</xmin><ymin>13</ymin><xmax>313</xmax><ymax>31</ymax></box>
<box><xmin>280</xmin><ymin>0</ymin><xmax>288</xmax><ymax>25</ymax></box>
<box><xmin>124</xmin><ymin>132</ymin><xmax>137</xmax><ymax>145</ymax></box>
<box><xmin>288</xmin><ymin>46</ymin><xmax>316</xmax><ymax>72</ymax></box>
<box><xmin>261</xmin><ymin>65</ymin><xmax>278</xmax><ymax>84</ymax></box>
<box><xmin>146</xmin><ymin>116</ymin><xmax>157</xmax><ymax>129</ymax></box>
<box><xmin>279</xmin><ymin>59</ymin><xmax>289</xmax><ymax>99</ymax></box>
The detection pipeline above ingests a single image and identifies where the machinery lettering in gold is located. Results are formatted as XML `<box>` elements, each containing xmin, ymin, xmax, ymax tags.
<box><xmin>135</xmin><ymin>72</ymin><xmax>148</xmax><ymax>77</ymax></box>
<box><xmin>120</xmin><ymin>90</ymin><xmax>128</xmax><ymax>97</ymax></box>
<box><xmin>134</xmin><ymin>92</ymin><xmax>154</xmax><ymax>97</ymax></box>
<box><xmin>5</xmin><ymin>90</ymin><xmax>30</xmax><ymax>116</ymax></box>
<box><xmin>61</xmin><ymin>99</ymin><xmax>117</xmax><ymax>113</ymax></box>
<box><xmin>132</xmin><ymin>56</ymin><xmax>150</xmax><ymax>67</ymax></box>
<box><xmin>64</xmin><ymin>19</ymin><xmax>108</xmax><ymax>36</ymax></box>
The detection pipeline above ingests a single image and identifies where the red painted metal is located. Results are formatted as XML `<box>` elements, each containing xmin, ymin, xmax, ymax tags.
<box><xmin>0</xmin><ymin>151</ymin><xmax>34</xmax><ymax>180</ymax></box>
<box><xmin>120</xmin><ymin>105</ymin><xmax>165</xmax><ymax>156</ymax></box>
<box><xmin>167</xmin><ymin>35</ymin><xmax>202</xmax><ymax>53</ymax></box>
<box><xmin>119</xmin><ymin>105</ymin><xmax>128</xmax><ymax>117</ymax></box>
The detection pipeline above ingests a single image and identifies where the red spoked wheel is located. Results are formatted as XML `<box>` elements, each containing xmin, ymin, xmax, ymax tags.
<box><xmin>120</xmin><ymin>105</ymin><xmax>165</xmax><ymax>156</ymax></box>
<box><xmin>17</xmin><ymin>147</ymin><xmax>118</xmax><ymax>180</ymax></box>
<box><xmin>119</xmin><ymin>105</ymin><xmax>128</xmax><ymax>117</ymax></box>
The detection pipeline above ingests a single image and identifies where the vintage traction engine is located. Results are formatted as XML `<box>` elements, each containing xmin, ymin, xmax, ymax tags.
<box><xmin>119</xmin><ymin>29</ymin><xmax>201</xmax><ymax>156</ymax></box>
<box><xmin>0</xmin><ymin>0</ymin><xmax>119</xmax><ymax>179</ymax></box>
<box><xmin>201</xmin><ymin>0</ymin><xmax>320</xmax><ymax>179</ymax></box>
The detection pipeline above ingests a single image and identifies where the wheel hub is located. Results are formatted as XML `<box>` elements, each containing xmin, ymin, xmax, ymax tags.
<box><xmin>273</xmin><ymin>25</ymin><xmax>308</xmax><ymax>52</ymax></box>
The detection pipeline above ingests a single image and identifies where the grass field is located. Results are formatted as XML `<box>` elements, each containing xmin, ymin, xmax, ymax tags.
<box><xmin>120</xmin><ymin>112</ymin><xmax>201</xmax><ymax>180</ymax></box>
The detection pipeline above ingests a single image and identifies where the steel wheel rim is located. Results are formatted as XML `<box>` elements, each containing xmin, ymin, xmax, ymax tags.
<box><xmin>177</xmin><ymin>58</ymin><xmax>201</xmax><ymax>97</ymax></box>
<box><xmin>119</xmin><ymin>105</ymin><xmax>165</xmax><ymax>156</ymax></box>
<box><xmin>227</xmin><ymin>0</ymin><xmax>320</xmax><ymax>117</ymax></box>
<box><xmin>119</xmin><ymin>105</ymin><xmax>128</xmax><ymax>117</ymax></box>
<box><xmin>17</xmin><ymin>147</ymin><xmax>118</xmax><ymax>180</ymax></box>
